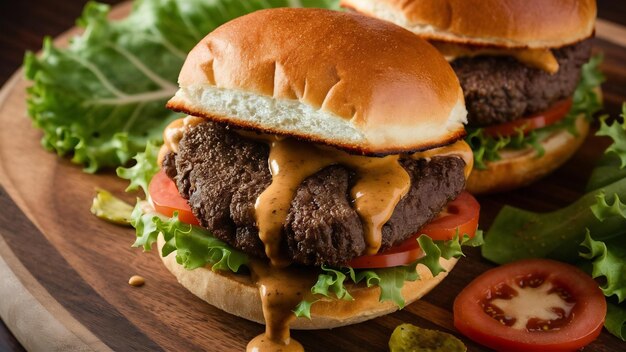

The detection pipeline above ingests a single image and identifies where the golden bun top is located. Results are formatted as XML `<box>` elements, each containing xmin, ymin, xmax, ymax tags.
<box><xmin>167</xmin><ymin>8</ymin><xmax>467</xmax><ymax>155</ymax></box>
<box><xmin>341</xmin><ymin>0</ymin><xmax>596</xmax><ymax>49</ymax></box>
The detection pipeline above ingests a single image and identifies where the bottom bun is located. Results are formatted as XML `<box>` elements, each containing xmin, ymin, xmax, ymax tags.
<box><xmin>157</xmin><ymin>235</ymin><xmax>458</xmax><ymax>330</ymax></box>
<box><xmin>466</xmin><ymin>115</ymin><xmax>589</xmax><ymax>195</ymax></box>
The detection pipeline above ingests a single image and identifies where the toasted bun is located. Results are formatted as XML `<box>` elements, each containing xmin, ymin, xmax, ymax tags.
<box><xmin>167</xmin><ymin>8</ymin><xmax>467</xmax><ymax>156</ymax></box>
<box><xmin>157</xmin><ymin>235</ymin><xmax>457</xmax><ymax>329</ymax></box>
<box><xmin>467</xmin><ymin>115</ymin><xmax>589</xmax><ymax>195</ymax></box>
<box><xmin>341</xmin><ymin>0</ymin><xmax>596</xmax><ymax>49</ymax></box>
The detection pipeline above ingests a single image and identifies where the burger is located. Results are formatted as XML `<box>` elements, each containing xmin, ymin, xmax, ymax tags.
<box><xmin>341</xmin><ymin>0</ymin><xmax>603</xmax><ymax>194</ymax></box>
<box><xmin>132</xmin><ymin>8</ymin><xmax>480</xmax><ymax>350</ymax></box>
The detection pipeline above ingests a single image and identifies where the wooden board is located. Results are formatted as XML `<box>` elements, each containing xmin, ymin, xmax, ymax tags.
<box><xmin>0</xmin><ymin>2</ymin><xmax>625</xmax><ymax>351</ymax></box>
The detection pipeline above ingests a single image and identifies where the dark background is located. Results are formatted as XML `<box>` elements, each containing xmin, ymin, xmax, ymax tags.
<box><xmin>0</xmin><ymin>1</ymin><xmax>625</xmax><ymax>351</ymax></box>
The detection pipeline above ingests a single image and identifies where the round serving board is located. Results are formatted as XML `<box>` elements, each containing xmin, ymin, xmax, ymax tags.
<box><xmin>1</xmin><ymin>2</ymin><xmax>626</xmax><ymax>351</ymax></box>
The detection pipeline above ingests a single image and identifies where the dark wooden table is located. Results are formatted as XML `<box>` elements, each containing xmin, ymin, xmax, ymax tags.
<box><xmin>1</xmin><ymin>1</ymin><xmax>625</xmax><ymax>351</ymax></box>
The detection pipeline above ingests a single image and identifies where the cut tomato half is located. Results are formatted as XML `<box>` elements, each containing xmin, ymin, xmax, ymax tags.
<box><xmin>347</xmin><ymin>192</ymin><xmax>480</xmax><ymax>269</ymax></box>
<box><xmin>149</xmin><ymin>170</ymin><xmax>199</xmax><ymax>226</ymax></box>
<box><xmin>453</xmin><ymin>259</ymin><xmax>606</xmax><ymax>352</ymax></box>
<box><xmin>482</xmin><ymin>99</ymin><xmax>572</xmax><ymax>138</ymax></box>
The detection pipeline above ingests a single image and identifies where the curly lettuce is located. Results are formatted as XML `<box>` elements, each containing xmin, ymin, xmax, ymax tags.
<box><xmin>294</xmin><ymin>232</ymin><xmax>484</xmax><ymax>318</ymax></box>
<box><xmin>131</xmin><ymin>203</ymin><xmax>248</xmax><ymax>272</ymax></box>
<box><xmin>467</xmin><ymin>54</ymin><xmax>604</xmax><ymax>170</ymax></box>
<box><xmin>586</xmin><ymin>104</ymin><xmax>626</xmax><ymax>192</ymax></box>
<box><xmin>580</xmin><ymin>232</ymin><xmax>626</xmax><ymax>302</ymax></box>
<box><xmin>25</xmin><ymin>0</ymin><xmax>339</xmax><ymax>172</ymax></box>
<box><xmin>116</xmin><ymin>140</ymin><xmax>161</xmax><ymax>196</ymax></box>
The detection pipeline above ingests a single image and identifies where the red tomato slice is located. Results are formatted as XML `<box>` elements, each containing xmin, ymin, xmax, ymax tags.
<box><xmin>347</xmin><ymin>192</ymin><xmax>480</xmax><ymax>269</ymax></box>
<box><xmin>149</xmin><ymin>170</ymin><xmax>199</xmax><ymax>226</ymax></box>
<box><xmin>482</xmin><ymin>99</ymin><xmax>572</xmax><ymax>137</ymax></box>
<box><xmin>454</xmin><ymin>259</ymin><xmax>606</xmax><ymax>352</ymax></box>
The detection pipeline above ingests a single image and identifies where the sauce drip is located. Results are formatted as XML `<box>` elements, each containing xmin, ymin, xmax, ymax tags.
<box><xmin>254</xmin><ymin>137</ymin><xmax>411</xmax><ymax>264</ymax></box>
<box><xmin>432</xmin><ymin>42</ymin><xmax>559</xmax><ymax>74</ymax></box>
<box><xmin>246</xmin><ymin>261</ymin><xmax>317</xmax><ymax>352</ymax></box>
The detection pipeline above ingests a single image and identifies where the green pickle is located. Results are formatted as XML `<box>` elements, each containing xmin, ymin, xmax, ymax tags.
<box><xmin>90</xmin><ymin>188</ymin><xmax>133</xmax><ymax>226</ymax></box>
<box><xmin>389</xmin><ymin>323</ymin><xmax>466</xmax><ymax>352</ymax></box>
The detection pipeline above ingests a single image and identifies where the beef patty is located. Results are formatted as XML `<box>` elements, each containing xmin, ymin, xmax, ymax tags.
<box><xmin>162</xmin><ymin>122</ymin><xmax>466</xmax><ymax>266</ymax></box>
<box><xmin>452</xmin><ymin>38</ymin><xmax>592</xmax><ymax>127</ymax></box>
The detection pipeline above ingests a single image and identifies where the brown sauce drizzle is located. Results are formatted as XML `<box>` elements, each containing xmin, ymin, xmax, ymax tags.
<box><xmin>162</xmin><ymin>118</ymin><xmax>474</xmax><ymax>351</ymax></box>
<box><xmin>245</xmin><ymin>134</ymin><xmax>411</xmax><ymax>264</ymax></box>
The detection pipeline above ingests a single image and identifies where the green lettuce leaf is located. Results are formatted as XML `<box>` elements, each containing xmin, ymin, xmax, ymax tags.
<box><xmin>587</xmin><ymin>103</ymin><xmax>626</xmax><ymax>191</ymax></box>
<box><xmin>352</xmin><ymin>262</ymin><xmax>420</xmax><ymax>309</ymax></box>
<box><xmin>591</xmin><ymin>192</ymin><xmax>626</xmax><ymax>222</ymax></box>
<box><xmin>586</xmin><ymin>153</ymin><xmax>626</xmax><ymax>192</ymax></box>
<box><xmin>466</xmin><ymin>128</ymin><xmax>545</xmax><ymax>170</ymax></box>
<box><xmin>292</xmin><ymin>300</ymin><xmax>316</xmax><ymax>320</ymax></box>
<box><xmin>25</xmin><ymin>0</ymin><xmax>339</xmax><ymax>172</ymax></box>
<box><xmin>294</xmin><ymin>232</ymin><xmax>483</xmax><ymax>318</ymax></box>
<box><xmin>596</xmin><ymin>105</ymin><xmax>626</xmax><ymax>168</ymax></box>
<box><xmin>580</xmin><ymin>232</ymin><xmax>626</xmax><ymax>302</ymax></box>
<box><xmin>130</xmin><ymin>200</ymin><xmax>160</xmax><ymax>250</ymax></box>
<box><xmin>116</xmin><ymin>140</ymin><xmax>161</xmax><ymax>196</ymax></box>
<box><xmin>606</xmin><ymin>302</ymin><xmax>626</xmax><ymax>341</ymax></box>
<box><xmin>573</xmin><ymin>54</ymin><xmax>605</xmax><ymax>118</ymax></box>
<box><xmin>310</xmin><ymin>266</ymin><xmax>354</xmax><ymax>301</ymax></box>
<box><xmin>482</xmin><ymin>182</ymin><xmax>626</xmax><ymax>264</ymax></box>
<box><xmin>130</xmin><ymin>202</ymin><xmax>248</xmax><ymax>272</ymax></box>
<box><xmin>466</xmin><ymin>54</ymin><xmax>604</xmax><ymax>169</ymax></box>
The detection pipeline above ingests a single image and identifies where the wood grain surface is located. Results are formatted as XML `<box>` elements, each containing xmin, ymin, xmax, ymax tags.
<box><xmin>1</xmin><ymin>1</ymin><xmax>626</xmax><ymax>351</ymax></box>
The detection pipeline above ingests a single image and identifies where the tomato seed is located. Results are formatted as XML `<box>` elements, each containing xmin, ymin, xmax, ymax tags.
<box><xmin>517</xmin><ymin>274</ymin><xmax>545</xmax><ymax>288</ymax></box>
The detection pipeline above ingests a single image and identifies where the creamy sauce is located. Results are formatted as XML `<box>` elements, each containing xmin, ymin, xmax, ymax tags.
<box><xmin>162</xmin><ymin>115</ymin><xmax>204</xmax><ymax>154</ymax></box>
<box><xmin>246</xmin><ymin>261</ymin><xmax>317</xmax><ymax>352</ymax></box>
<box><xmin>157</xmin><ymin>144</ymin><xmax>170</xmax><ymax>167</ymax></box>
<box><xmin>250</xmin><ymin>136</ymin><xmax>410</xmax><ymax>263</ymax></box>
<box><xmin>432</xmin><ymin>42</ymin><xmax>559</xmax><ymax>74</ymax></box>
<box><xmin>410</xmin><ymin>140</ymin><xmax>473</xmax><ymax>179</ymax></box>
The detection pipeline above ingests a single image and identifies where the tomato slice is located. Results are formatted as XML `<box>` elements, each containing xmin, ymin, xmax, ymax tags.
<box><xmin>347</xmin><ymin>192</ymin><xmax>480</xmax><ymax>269</ymax></box>
<box><xmin>482</xmin><ymin>99</ymin><xmax>572</xmax><ymax>137</ymax></box>
<box><xmin>149</xmin><ymin>170</ymin><xmax>200</xmax><ymax>226</ymax></box>
<box><xmin>453</xmin><ymin>259</ymin><xmax>606</xmax><ymax>352</ymax></box>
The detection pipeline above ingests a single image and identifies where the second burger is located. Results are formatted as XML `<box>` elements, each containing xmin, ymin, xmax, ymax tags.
<box><xmin>342</xmin><ymin>0</ymin><xmax>603</xmax><ymax>194</ymax></box>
